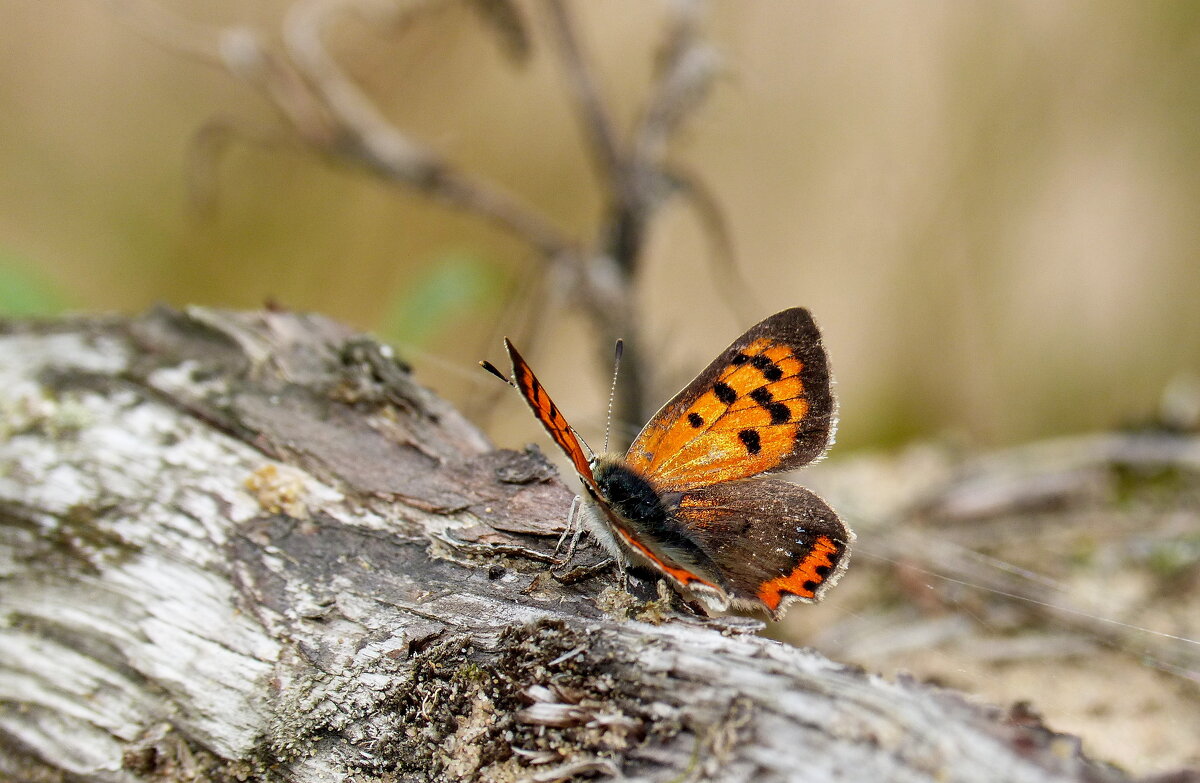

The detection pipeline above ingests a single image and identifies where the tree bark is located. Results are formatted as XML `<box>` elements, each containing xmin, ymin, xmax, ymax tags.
<box><xmin>0</xmin><ymin>307</ymin><xmax>1165</xmax><ymax>783</ymax></box>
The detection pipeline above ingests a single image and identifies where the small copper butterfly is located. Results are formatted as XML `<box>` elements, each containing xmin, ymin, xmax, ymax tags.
<box><xmin>484</xmin><ymin>308</ymin><xmax>853</xmax><ymax>620</ymax></box>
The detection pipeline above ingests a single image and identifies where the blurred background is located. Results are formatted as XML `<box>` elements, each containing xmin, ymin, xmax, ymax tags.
<box><xmin>4</xmin><ymin>1</ymin><xmax>1199</xmax><ymax>451</ymax></box>
<box><xmin>2</xmin><ymin>0</ymin><xmax>1198</xmax><ymax>774</ymax></box>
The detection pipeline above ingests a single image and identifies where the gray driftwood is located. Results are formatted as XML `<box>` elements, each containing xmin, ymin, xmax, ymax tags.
<box><xmin>0</xmin><ymin>308</ymin><xmax>1143</xmax><ymax>783</ymax></box>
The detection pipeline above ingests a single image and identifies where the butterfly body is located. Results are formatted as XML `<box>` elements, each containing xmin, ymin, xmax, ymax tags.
<box><xmin>489</xmin><ymin>308</ymin><xmax>853</xmax><ymax>620</ymax></box>
<box><xmin>585</xmin><ymin>456</ymin><xmax>730</xmax><ymax>610</ymax></box>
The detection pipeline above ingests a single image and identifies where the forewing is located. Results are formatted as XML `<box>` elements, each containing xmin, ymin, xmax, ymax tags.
<box><xmin>504</xmin><ymin>339</ymin><xmax>597</xmax><ymax>489</ymax></box>
<box><xmin>626</xmin><ymin>308</ymin><xmax>835</xmax><ymax>491</ymax></box>
<box><xmin>672</xmin><ymin>479</ymin><xmax>853</xmax><ymax>620</ymax></box>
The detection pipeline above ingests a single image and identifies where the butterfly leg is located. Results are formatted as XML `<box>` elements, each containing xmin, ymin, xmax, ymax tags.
<box><xmin>564</xmin><ymin>511</ymin><xmax>587</xmax><ymax>564</ymax></box>
<box><xmin>554</xmin><ymin>494</ymin><xmax>582</xmax><ymax>562</ymax></box>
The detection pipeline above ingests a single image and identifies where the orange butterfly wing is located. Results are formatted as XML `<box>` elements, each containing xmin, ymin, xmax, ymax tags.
<box><xmin>625</xmin><ymin>308</ymin><xmax>836</xmax><ymax>492</ymax></box>
<box><xmin>503</xmin><ymin>339</ymin><xmax>597</xmax><ymax>491</ymax></box>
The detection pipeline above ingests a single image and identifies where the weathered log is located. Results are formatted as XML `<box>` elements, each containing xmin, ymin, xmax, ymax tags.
<box><xmin>0</xmin><ymin>307</ymin><xmax>1160</xmax><ymax>782</ymax></box>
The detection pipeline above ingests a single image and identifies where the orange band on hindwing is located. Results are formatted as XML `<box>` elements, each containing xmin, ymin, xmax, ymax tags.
<box><xmin>755</xmin><ymin>535</ymin><xmax>840</xmax><ymax>609</ymax></box>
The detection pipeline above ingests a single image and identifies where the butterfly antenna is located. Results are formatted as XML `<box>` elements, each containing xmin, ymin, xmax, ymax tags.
<box><xmin>483</xmin><ymin>351</ymin><xmax>597</xmax><ymax>461</ymax></box>
<box><xmin>602</xmin><ymin>339</ymin><xmax>624</xmax><ymax>454</ymax></box>
<box><xmin>576</xmin><ymin>430</ymin><xmax>597</xmax><ymax>462</ymax></box>
<box><xmin>479</xmin><ymin>360</ymin><xmax>515</xmax><ymax>388</ymax></box>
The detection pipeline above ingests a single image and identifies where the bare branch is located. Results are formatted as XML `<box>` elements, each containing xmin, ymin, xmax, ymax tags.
<box><xmin>665</xmin><ymin>164</ymin><xmax>763</xmax><ymax>323</ymax></box>
<box><xmin>110</xmin><ymin>0</ymin><xmax>576</xmax><ymax>259</ymax></box>
<box><xmin>634</xmin><ymin>0</ymin><xmax>719</xmax><ymax>166</ymax></box>
<box><xmin>464</xmin><ymin>0</ymin><xmax>532</xmax><ymax>63</ymax></box>
<box><xmin>543</xmin><ymin>0</ymin><xmax>625</xmax><ymax>181</ymax></box>
<box><xmin>283</xmin><ymin>0</ymin><xmax>442</xmax><ymax>176</ymax></box>
<box><xmin>106</xmin><ymin>0</ymin><xmax>741</xmax><ymax>426</ymax></box>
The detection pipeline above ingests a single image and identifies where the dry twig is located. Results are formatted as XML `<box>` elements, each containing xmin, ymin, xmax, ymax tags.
<box><xmin>105</xmin><ymin>0</ymin><xmax>735</xmax><ymax>430</ymax></box>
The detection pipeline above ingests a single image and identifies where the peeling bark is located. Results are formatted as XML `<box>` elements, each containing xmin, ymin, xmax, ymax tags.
<box><xmin>0</xmin><ymin>308</ymin><xmax>1158</xmax><ymax>782</ymax></box>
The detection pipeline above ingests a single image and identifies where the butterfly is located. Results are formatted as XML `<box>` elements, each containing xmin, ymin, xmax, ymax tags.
<box><xmin>483</xmin><ymin>308</ymin><xmax>853</xmax><ymax>620</ymax></box>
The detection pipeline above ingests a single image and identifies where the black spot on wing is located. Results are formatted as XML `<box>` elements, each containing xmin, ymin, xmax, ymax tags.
<box><xmin>738</xmin><ymin>429</ymin><xmax>761</xmax><ymax>455</ymax></box>
<box><xmin>748</xmin><ymin>386</ymin><xmax>791</xmax><ymax>425</ymax></box>
<box><xmin>766</xmin><ymin>402</ymin><xmax>790</xmax><ymax>425</ymax></box>
<box><xmin>750</xmin><ymin>354</ymin><xmax>784</xmax><ymax>382</ymax></box>
<box><xmin>749</xmin><ymin>387</ymin><xmax>772</xmax><ymax>405</ymax></box>
<box><xmin>687</xmin><ymin>412</ymin><xmax>704</xmax><ymax>428</ymax></box>
<box><xmin>713</xmin><ymin>382</ymin><xmax>737</xmax><ymax>404</ymax></box>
